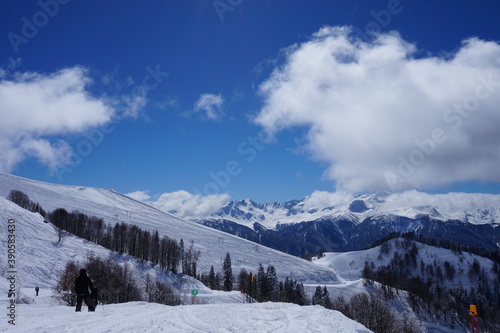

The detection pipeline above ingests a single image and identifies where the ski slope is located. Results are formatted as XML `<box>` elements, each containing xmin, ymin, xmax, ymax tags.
<box><xmin>0</xmin><ymin>172</ymin><xmax>341</xmax><ymax>284</ymax></box>
<box><xmin>0</xmin><ymin>196</ymin><xmax>113</xmax><ymax>288</ymax></box>
<box><xmin>0</xmin><ymin>300</ymin><xmax>372</xmax><ymax>333</ymax></box>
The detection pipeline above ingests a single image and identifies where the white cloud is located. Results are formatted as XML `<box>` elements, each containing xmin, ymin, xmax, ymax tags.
<box><xmin>0</xmin><ymin>66</ymin><xmax>145</xmax><ymax>173</ymax></box>
<box><xmin>256</xmin><ymin>26</ymin><xmax>500</xmax><ymax>193</ymax></box>
<box><xmin>194</xmin><ymin>93</ymin><xmax>224</xmax><ymax>119</ymax></box>
<box><xmin>120</xmin><ymin>93</ymin><xmax>147</xmax><ymax>118</ymax></box>
<box><xmin>301</xmin><ymin>190</ymin><xmax>353</xmax><ymax>211</ymax></box>
<box><xmin>149</xmin><ymin>190</ymin><xmax>229</xmax><ymax>218</ymax></box>
<box><xmin>380</xmin><ymin>190</ymin><xmax>500</xmax><ymax>219</ymax></box>
<box><xmin>126</xmin><ymin>190</ymin><xmax>151</xmax><ymax>202</ymax></box>
<box><xmin>301</xmin><ymin>189</ymin><xmax>500</xmax><ymax>220</ymax></box>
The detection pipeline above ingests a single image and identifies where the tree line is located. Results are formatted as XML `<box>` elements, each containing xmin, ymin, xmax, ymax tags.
<box><xmin>367</xmin><ymin>231</ymin><xmax>500</xmax><ymax>264</ymax></box>
<box><xmin>330</xmin><ymin>292</ymin><xmax>426</xmax><ymax>333</ymax></box>
<box><xmin>7</xmin><ymin>189</ymin><xmax>199</xmax><ymax>278</ymax></box>
<box><xmin>7</xmin><ymin>189</ymin><xmax>46</xmax><ymax>217</ymax></box>
<box><xmin>48</xmin><ymin>208</ymin><xmax>199</xmax><ymax>276</ymax></box>
<box><xmin>197</xmin><ymin>253</ymin><xmax>308</xmax><ymax>306</ymax></box>
<box><xmin>362</xmin><ymin>238</ymin><xmax>500</xmax><ymax>332</ymax></box>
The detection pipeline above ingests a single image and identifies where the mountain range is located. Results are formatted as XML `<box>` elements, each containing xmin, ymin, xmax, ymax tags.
<box><xmin>192</xmin><ymin>192</ymin><xmax>500</xmax><ymax>255</ymax></box>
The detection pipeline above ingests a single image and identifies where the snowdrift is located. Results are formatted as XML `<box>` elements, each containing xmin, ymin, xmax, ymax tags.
<box><xmin>1</xmin><ymin>301</ymin><xmax>372</xmax><ymax>333</ymax></box>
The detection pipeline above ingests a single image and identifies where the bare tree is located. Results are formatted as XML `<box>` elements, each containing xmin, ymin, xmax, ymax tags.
<box><xmin>53</xmin><ymin>261</ymin><xmax>80</xmax><ymax>306</ymax></box>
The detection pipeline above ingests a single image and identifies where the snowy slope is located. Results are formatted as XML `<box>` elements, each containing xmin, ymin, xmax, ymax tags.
<box><xmin>314</xmin><ymin>238</ymin><xmax>498</xmax><ymax>289</ymax></box>
<box><xmin>0</xmin><ymin>172</ymin><xmax>341</xmax><ymax>284</ymax></box>
<box><xmin>312</xmin><ymin>238</ymin><xmax>500</xmax><ymax>333</ymax></box>
<box><xmin>195</xmin><ymin>191</ymin><xmax>500</xmax><ymax>231</ymax></box>
<box><xmin>0</xmin><ymin>195</ymin><xmax>213</xmax><ymax>304</ymax></box>
<box><xmin>0</xmin><ymin>301</ymin><xmax>372</xmax><ymax>333</ymax></box>
<box><xmin>0</xmin><ymin>197</ymin><xmax>112</xmax><ymax>289</ymax></box>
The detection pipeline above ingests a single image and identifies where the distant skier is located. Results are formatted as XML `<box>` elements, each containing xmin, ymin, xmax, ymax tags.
<box><xmin>35</xmin><ymin>286</ymin><xmax>39</xmax><ymax>296</ymax></box>
<box><xmin>75</xmin><ymin>269</ymin><xmax>95</xmax><ymax>312</ymax></box>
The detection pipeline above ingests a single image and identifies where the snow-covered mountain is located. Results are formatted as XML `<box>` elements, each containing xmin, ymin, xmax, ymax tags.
<box><xmin>193</xmin><ymin>191</ymin><xmax>500</xmax><ymax>255</ymax></box>
<box><xmin>202</xmin><ymin>191</ymin><xmax>500</xmax><ymax>230</ymax></box>
<box><xmin>0</xmin><ymin>172</ymin><xmax>340</xmax><ymax>284</ymax></box>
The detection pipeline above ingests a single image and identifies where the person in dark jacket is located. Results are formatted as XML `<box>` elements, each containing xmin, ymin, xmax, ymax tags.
<box><xmin>75</xmin><ymin>269</ymin><xmax>94</xmax><ymax>312</ymax></box>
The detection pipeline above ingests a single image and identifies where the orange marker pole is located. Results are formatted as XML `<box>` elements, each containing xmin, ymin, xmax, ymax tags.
<box><xmin>250</xmin><ymin>273</ymin><xmax>255</xmax><ymax>303</ymax></box>
<box><xmin>470</xmin><ymin>305</ymin><xmax>480</xmax><ymax>333</ymax></box>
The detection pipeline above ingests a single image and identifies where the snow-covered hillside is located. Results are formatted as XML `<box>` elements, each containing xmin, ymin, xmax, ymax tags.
<box><xmin>0</xmin><ymin>196</ymin><xmax>112</xmax><ymax>289</ymax></box>
<box><xmin>195</xmin><ymin>191</ymin><xmax>500</xmax><ymax>231</ymax></box>
<box><xmin>0</xmin><ymin>172</ymin><xmax>341</xmax><ymax>284</ymax></box>
<box><xmin>0</xmin><ymin>301</ymin><xmax>372</xmax><ymax>333</ymax></box>
<box><xmin>0</xmin><ymin>195</ymin><xmax>210</xmax><ymax>300</ymax></box>
<box><xmin>313</xmin><ymin>237</ymin><xmax>500</xmax><ymax>333</ymax></box>
<box><xmin>314</xmin><ymin>238</ymin><xmax>498</xmax><ymax>288</ymax></box>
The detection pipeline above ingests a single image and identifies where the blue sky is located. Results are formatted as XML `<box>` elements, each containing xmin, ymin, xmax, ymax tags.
<box><xmin>1</xmin><ymin>0</ymin><xmax>500</xmax><ymax>211</ymax></box>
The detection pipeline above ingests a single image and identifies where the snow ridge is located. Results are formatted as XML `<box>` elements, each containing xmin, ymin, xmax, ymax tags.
<box><xmin>202</xmin><ymin>191</ymin><xmax>500</xmax><ymax>230</ymax></box>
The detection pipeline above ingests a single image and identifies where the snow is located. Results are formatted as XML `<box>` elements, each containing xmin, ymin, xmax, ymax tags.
<box><xmin>0</xmin><ymin>172</ymin><xmax>341</xmax><ymax>284</ymax></box>
<box><xmin>1</xmin><ymin>172</ymin><xmax>492</xmax><ymax>332</ymax></box>
<box><xmin>313</xmin><ymin>247</ymin><xmax>382</xmax><ymax>281</ymax></box>
<box><xmin>311</xmin><ymin>237</ymin><xmax>500</xmax><ymax>333</ymax></box>
<box><xmin>195</xmin><ymin>190</ymin><xmax>500</xmax><ymax>230</ymax></box>
<box><xmin>0</xmin><ymin>301</ymin><xmax>373</xmax><ymax>333</ymax></box>
<box><xmin>314</xmin><ymin>238</ymin><xmax>498</xmax><ymax>290</ymax></box>
<box><xmin>313</xmin><ymin>238</ymin><xmax>498</xmax><ymax>333</ymax></box>
<box><xmin>0</xmin><ymin>172</ymin><xmax>374</xmax><ymax>331</ymax></box>
<box><xmin>199</xmin><ymin>199</ymin><xmax>356</xmax><ymax>230</ymax></box>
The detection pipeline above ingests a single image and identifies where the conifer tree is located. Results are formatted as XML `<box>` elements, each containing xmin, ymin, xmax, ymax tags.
<box><xmin>323</xmin><ymin>286</ymin><xmax>333</xmax><ymax>309</ymax></box>
<box><xmin>257</xmin><ymin>263</ymin><xmax>267</xmax><ymax>301</ymax></box>
<box><xmin>312</xmin><ymin>286</ymin><xmax>323</xmax><ymax>305</ymax></box>
<box><xmin>283</xmin><ymin>277</ymin><xmax>294</xmax><ymax>302</ymax></box>
<box><xmin>180</xmin><ymin>239</ymin><xmax>185</xmax><ymax>273</ymax></box>
<box><xmin>223</xmin><ymin>252</ymin><xmax>233</xmax><ymax>291</ymax></box>
<box><xmin>208</xmin><ymin>265</ymin><xmax>216</xmax><ymax>289</ymax></box>
<box><xmin>294</xmin><ymin>282</ymin><xmax>307</xmax><ymax>305</ymax></box>
<box><xmin>266</xmin><ymin>265</ymin><xmax>279</xmax><ymax>301</ymax></box>
<box><xmin>215</xmin><ymin>273</ymin><xmax>221</xmax><ymax>290</ymax></box>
